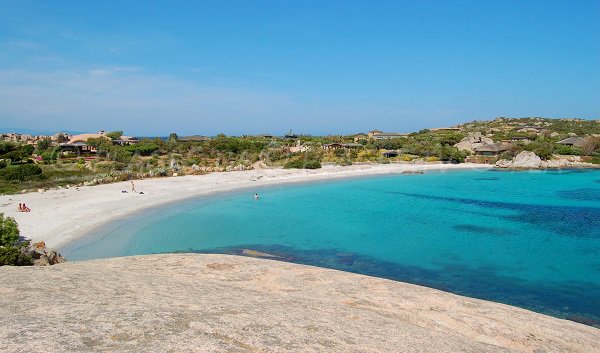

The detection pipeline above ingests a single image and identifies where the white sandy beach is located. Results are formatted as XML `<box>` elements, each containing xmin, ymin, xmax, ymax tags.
<box><xmin>0</xmin><ymin>163</ymin><xmax>489</xmax><ymax>249</ymax></box>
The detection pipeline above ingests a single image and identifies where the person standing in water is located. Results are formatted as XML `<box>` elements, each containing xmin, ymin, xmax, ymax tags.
<box><xmin>254</xmin><ymin>193</ymin><xmax>259</xmax><ymax>200</ymax></box>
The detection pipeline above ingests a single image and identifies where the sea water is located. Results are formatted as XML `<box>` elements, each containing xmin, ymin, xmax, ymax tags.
<box><xmin>62</xmin><ymin>169</ymin><xmax>600</xmax><ymax>326</ymax></box>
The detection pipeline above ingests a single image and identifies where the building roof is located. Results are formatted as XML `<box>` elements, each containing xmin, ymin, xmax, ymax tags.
<box><xmin>68</xmin><ymin>131</ymin><xmax>109</xmax><ymax>144</ymax></box>
<box><xmin>557</xmin><ymin>137</ymin><xmax>585</xmax><ymax>147</ymax></box>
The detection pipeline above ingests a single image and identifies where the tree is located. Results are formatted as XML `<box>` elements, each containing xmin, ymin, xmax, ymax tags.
<box><xmin>87</xmin><ymin>137</ymin><xmax>113</xmax><ymax>156</ymax></box>
<box><xmin>0</xmin><ymin>213</ymin><xmax>19</xmax><ymax>247</ymax></box>
<box><xmin>2</xmin><ymin>144</ymin><xmax>35</xmax><ymax>163</ymax></box>
<box><xmin>36</xmin><ymin>137</ymin><xmax>52</xmax><ymax>153</ymax></box>
<box><xmin>0</xmin><ymin>142</ymin><xmax>17</xmax><ymax>155</ymax></box>
<box><xmin>582</xmin><ymin>137</ymin><xmax>600</xmax><ymax>156</ymax></box>
<box><xmin>106</xmin><ymin>131</ymin><xmax>123</xmax><ymax>140</ymax></box>
<box><xmin>0</xmin><ymin>214</ymin><xmax>32</xmax><ymax>266</ymax></box>
<box><xmin>168</xmin><ymin>133</ymin><xmax>179</xmax><ymax>141</ymax></box>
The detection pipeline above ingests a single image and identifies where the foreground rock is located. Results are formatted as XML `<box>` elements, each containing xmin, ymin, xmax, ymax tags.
<box><xmin>0</xmin><ymin>254</ymin><xmax>597</xmax><ymax>353</ymax></box>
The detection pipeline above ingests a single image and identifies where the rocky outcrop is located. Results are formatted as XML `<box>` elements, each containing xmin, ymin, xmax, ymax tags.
<box><xmin>496</xmin><ymin>152</ymin><xmax>577</xmax><ymax>169</ymax></box>
<box><xmin>496</xmin><ymin>151</ymin><xmax>541</xmax><ymax>168</ymax></box>
<box><xmin>454</xmin><ymin>132</ymin><xmax>496</xmax><ymax>153</ymax></box>
<box><xmin>0</xmin><ymin>254</ymin><xmax>598</xmax><ymax>353</ymax></box>
<box><xmin>542</xmin><ymin>158</ymin><xmax>572</xmax><ymax>168</ymax></box>
<box><xmin>510</xmin><ymin>151</ymin><xmax>542</xmax><ymax>168</ymax></box>
<box><xmin>26</xmin><ymin>241</ymin><xmax>66</xmax><ymax>266</ymax></box>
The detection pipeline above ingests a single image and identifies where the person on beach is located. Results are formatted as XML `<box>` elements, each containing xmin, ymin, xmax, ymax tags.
<box><xmin>21</xmin><ymin>203</ymin><xmax>31</xmax><ymax>212</ymax></box>
<box><xmin>131</xmin><ymin>180</ymin><xmax>136</xmax><ymax>193</ymax></box>
<box><xmin>17</xmin><ymin>203</ymin><xmax>24</xmax><ymax>212</ymax></box>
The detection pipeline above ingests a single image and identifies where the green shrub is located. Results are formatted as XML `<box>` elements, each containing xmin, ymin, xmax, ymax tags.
<box><xmin>555</xmin><ymin>145</ymin><xmax>581</xmax><ymax>156</ymax></box>
<box><xmin>336</xmin><ymin>158</ymin><xmax>352</xmax><ymax>166</ymax></box>
<box><xmin>284</xmin><ymin>157</ymin><xmax>321</xmax><ymax>169</ymax></box>
<box><xmin>0</xmin><ymin>164</ymin><xmax>44</xmax><ymax>181</ymax></box>
<box><xmin>0</xmin><ymin>213</ymin><xmax>19</xmax><ymax>246</ymax></box>
<box><xmin>41</xmin><ymin>150</ymin><xmax>59</xmax><ymax>161</ymax></box>
<box><xmin>125</xmin><ymin>143</ymin><xmax>160</xmax><ymax>156</ymax></box>
<box><xmin>0</xmin><ymin>242</ymin><xmax>32</xmax><ymax>266</ymax></box>
<box><xmin>0</xmin><ymin>214</ymin><xmax>32</xmax><ymax>266</ymax></box>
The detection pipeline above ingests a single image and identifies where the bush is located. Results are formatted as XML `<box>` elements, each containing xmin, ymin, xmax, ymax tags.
<box><xmin>0</xmin><ymin>242</ymin><xmax>32</xmax><ymax>266</ymax></box>
<box><xmin>0</xmin><ymin>213</ymin><xmax>19</xmax><ymax>246</ymax></box>
<box><xmin>0</xmin><ymin>214</ymin><xmax>32</xmax><ymax>266</ymax></box>
<box><xmin>41</xmin><ymin>150</ymin><xmax>59</xmax><ymax>161</ymax></box>
<box><xmin>125</xmin><ymin>143</ymin><xmax>159</xmax><ymax>156</ymax></box>
<box><xmin>284</xmin><ymin>157</ymin><xmax>322</xmax><ymax>169</ymax></box>
<box><xmin>336</xmin><ymin>158</ymin><xmax>352</xmax><ymax>166</ymax></box>
<box><xmin>0</xmin><ymin>164</ymin><xmax>44</xmax><ymax>181</ymax></box>
<box><xmin>555</xmin><ymin>145</ymin><xmax>581</xmax><ymax>156</ymax></box>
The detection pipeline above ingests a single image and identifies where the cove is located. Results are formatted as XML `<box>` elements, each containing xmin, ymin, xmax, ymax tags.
<box><xmin>62</xmin><ymin>169</ymin><xmax>600</xmax><ymax>327</ymax></box>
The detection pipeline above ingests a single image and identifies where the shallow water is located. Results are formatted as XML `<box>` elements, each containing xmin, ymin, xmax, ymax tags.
<box><xmin>63</xmin><ymin>169</ymin><xmax>600</xmax><ymax>326</ymax></box>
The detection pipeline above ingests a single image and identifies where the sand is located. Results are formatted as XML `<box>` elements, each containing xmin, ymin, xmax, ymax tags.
<box><xmin>0</xmin><ymin>163</ymin><xmax>489</xmax><ymax>248</ymax></box>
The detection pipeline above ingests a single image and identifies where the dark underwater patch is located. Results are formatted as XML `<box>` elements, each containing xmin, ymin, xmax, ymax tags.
<box><xmin>557</xmin><ymin>188</ymin><xmax>600</xmax><ymax>201</ymax></box>
<box><xmin>454</xmin><ymin>224</ymin><xmax>513</xmax><ymax>236</ymax></box>
<box><xmin>473</xmin><ymin>177</ymin><xmax>500</xmax><ymax>181</ymax></box>
<box><xmin>394</xmin><ymin>192</ymin><xmax>600</xmax><ymax>238</ymax></box>
<box><xmin>171</xmin><ymin>244</ymin><xmax>600</xmax><ymax>328</ymax></box>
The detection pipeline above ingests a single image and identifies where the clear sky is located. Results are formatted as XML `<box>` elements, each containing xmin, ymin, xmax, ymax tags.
<box><xmin>0</xmin><ymin>0</ymin><xmax>598</xmax><ymax>136</ymax></box>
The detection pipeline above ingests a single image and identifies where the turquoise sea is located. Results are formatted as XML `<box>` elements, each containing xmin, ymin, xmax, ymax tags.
<box><xmin>63</xmin><ymin>169</ymin><xmax>600</xmax><ymax>326</ymax></box>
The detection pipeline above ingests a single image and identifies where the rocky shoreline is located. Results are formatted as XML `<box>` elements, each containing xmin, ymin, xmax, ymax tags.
<box><xmin>495</xmin><ymin>151</ymin><xmax>599</xmax><ymax>169</ymax></box>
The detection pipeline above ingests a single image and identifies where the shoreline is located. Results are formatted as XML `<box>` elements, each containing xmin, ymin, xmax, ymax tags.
<box><xmin>0</xmin><ymin>163</ymin><xmax>489</xmax><ymax>249</ymax></box>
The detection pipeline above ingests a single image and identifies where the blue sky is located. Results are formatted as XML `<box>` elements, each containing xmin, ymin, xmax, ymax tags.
<box><xmin>0</xmin><ymin>0</ymin><xmax>598</xmax><ymax>136</ymax></box>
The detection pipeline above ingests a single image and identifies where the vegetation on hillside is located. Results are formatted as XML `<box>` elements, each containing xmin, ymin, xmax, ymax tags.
<box><xmin>1</xmin><ymin>118</ymin><xmax>599</xmax><ymax>194</ymax></box>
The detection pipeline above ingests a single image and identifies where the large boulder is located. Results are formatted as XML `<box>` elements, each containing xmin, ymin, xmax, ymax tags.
<box><xmin>511</xmin><ymin>151</ymin><xmax>542</xmax><ymax>168</ymax></box>
<box><xmin>454</xmin><ymin>132</ymin><xmax>496</xmax><ymax>153</ymax></box>
<box><xmin>480</xmin><ymin>137</ymin><xmax>494</xmax><ymax>145</ymax></box>
<box><xmin>495</xmin><ymin>159</ymin><xmax>512</xmax><ymax>168</ymax></box>
<box><xmin>495</xmin><ymin>151</ymin><xmax>542</xmax><ymax>169</ymax></box>
<box><xmin>468</xmin><ymin>132</ymin><xmax>482</xmax><ymax>144</ymax></box>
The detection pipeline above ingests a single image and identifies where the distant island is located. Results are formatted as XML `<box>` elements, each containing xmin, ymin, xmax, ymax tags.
<box><xmin>1</xmin><ymin>117</ymin><xmax>599</xmax><ymax>194</ymax></box>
